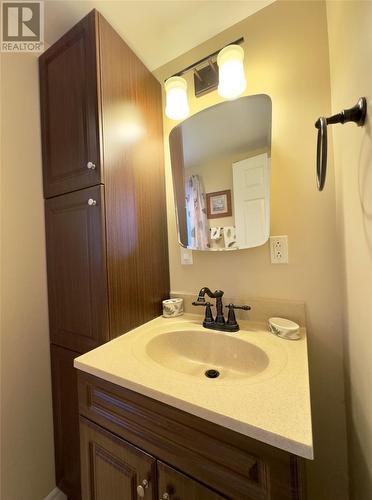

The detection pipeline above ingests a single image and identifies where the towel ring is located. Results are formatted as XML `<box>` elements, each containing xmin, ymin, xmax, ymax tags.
<box><xmin>316</xmin><ymin>117</ymin><xmax>327</xmax><ymax>191</ymax></box>
<box><xmin>315</xmin><ymin>97</ymin><xmax>367</xmax><ymax>191</ymax></box>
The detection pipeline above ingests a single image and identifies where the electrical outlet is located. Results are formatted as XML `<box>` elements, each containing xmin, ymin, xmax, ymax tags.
<box><xmin>270</xmin><ymin>236</ymin><xmax>288</xmax><ymax>264</ymax></box>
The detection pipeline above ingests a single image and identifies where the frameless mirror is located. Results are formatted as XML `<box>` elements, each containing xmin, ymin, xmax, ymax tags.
<box><xmin>169</xmin><ymin>94</ymin><xmax>272</xmax><ymax>251</ymax></box>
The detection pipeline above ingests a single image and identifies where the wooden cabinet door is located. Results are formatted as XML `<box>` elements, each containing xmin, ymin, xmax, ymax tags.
<box><xmin>80</xmin><ymin>417</ymin><xmax>156</xmax><ymax>500</ymax></box>
<box><xmin>45</xmin><ymin>185</ymin><xmax>109</xmax><ymax>353</ymax></box>
<box><xmin>157</xmin><ymin>461</ymin><xmax>225</xmax><ymax>500</ymax></box>
<box><xmin>39</xmin><ymin>11</ymin><xmax>101</xmax><ymax>198</ymax></box>
<box><xmin>51</xmin><ymin>345</ymin><xmax>81</xmax><ymax>500</ymax></box>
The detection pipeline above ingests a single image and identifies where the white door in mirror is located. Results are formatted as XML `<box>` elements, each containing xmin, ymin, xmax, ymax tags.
<box><xmin>270</xmin><ymin>235</ymin><xmax>288</xmax><ymax>264</ymax></box>
<box><xmin>233</xmin><ymin>153</ymin><xmax>270</xmax><ymax>249</ymax></box>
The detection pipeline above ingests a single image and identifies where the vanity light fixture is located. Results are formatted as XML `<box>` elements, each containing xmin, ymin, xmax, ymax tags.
<box><xmin>164</xmin><ymin>38</ymin><xmax>245</xmax><ymax>120</ymax></box>
<box><xmin>165</xmin><ymin>76</ymin><xmax>190</xmax><ymax>120</ymax></box>
<box><xmin>217</xmin><ymin>44</ymin><xmax>247</xmax><ymax>99</ymax></box>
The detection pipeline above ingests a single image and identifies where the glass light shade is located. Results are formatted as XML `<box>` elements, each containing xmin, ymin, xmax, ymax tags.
<box><xmin>217</xmin><ymin>45</ymin><xmax>247</xmax><ymax>99</ymax></box>
<box><xmin>165</xmin><ymin>76</ymin><xmax>189</xmax><ymax>120</ymax></box>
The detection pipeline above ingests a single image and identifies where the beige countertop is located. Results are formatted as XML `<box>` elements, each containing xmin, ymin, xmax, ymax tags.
<box><xmin>74</xmin><ymin>314</ymin><xmax>313</xmax><ymax>459</ymax></box>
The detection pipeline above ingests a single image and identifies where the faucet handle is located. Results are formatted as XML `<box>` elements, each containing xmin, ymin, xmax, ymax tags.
<box><xmin>227</xmin><ymin>304</ymin><xmax>251</xmax><ymax>311</ymax></box>
<box><xmin>225</xmin><ymin>304</ymin><xmax>251</xmax><ymax>329</ymax></box>
<box><xmin>192</xmin><ymin>301</ymin><xmax>214</xmax><ymax>326</ymax></box>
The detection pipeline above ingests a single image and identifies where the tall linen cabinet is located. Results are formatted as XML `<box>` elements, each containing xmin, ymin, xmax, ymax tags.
<box><xmin>39</xmin><ymin>10</ymin><xmax>170</xmax><ymax>499</ymax></box>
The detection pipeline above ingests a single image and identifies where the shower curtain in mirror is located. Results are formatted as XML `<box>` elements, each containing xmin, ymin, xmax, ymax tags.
<box><xmin>185</xmin><ymin>175</ymin><xmax>209</xmax><ymax>250</ymax></box>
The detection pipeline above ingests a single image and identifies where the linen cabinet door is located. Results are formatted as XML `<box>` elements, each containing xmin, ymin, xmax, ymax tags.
<box><xmin>80</xmin><ymin>417</ymin><xmax>156</xmax><ymax>500</ymax></box>
<box><xmin>39</xmin><ymin>11</ymin><xmax>101</xmax><ymax>198</ymax></box>
<box><xmin>51</xmin><ymin>345</ymin><xmax>81</xmax><ymax>500</ymax></box>
<box><xmin>157</xmin><ymin>461</ymin><xmax>225</xmax><ymax>500</ymax></box>
<box><xmin>45</xmin><ymin>185</ymin><xmax>109</xmax><ymax>353</ymax></box>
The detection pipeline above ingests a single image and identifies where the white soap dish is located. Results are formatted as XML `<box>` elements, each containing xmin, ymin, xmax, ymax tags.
<box><xmin>268</xmin><ymin>317</ymin><xmax>301</xmax><ymax>340</ymax></box>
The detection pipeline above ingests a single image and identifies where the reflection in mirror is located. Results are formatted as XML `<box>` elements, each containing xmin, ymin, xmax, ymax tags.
<box><xmin>169</xmin><ymin>94</ymin><xmax>272</xmax><ymax>251</ymax></box>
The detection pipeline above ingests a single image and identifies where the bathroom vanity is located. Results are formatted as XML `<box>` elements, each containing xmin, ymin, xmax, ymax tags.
<box><xmin>75</xmin><ymin>314</ymin><xmax>312</xmax><ymax>499</ymax></box>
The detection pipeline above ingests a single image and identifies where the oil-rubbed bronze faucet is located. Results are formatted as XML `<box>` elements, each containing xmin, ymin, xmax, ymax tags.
<box><xmin>192</xmin><ymin>287</ymin><xmax>251</xmax><ymax>332</ymax></box>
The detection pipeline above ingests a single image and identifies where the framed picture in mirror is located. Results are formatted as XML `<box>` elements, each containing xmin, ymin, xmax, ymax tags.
<box><xmin>206</xmin><ymin>190</ymin><xmax>232</xmax><ymax>219</ymax></box>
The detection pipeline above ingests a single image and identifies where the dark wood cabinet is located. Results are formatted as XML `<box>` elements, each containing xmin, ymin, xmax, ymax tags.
<box><xmin>40</xmin><ymin>12</ymin><xmax>101</xmax><ymax>199</ymax></box>
<box><xmin>40</xmin><ymin>9</ymin><xmax>169</xmax><ymax>350</ymax></box>
<box><xmin>157</xmin><ymin>461</ymin><xmax>225</xmax><ymax>500</ymax></box>
<box><xmin>78</xmin><ymin>372</ymin><xmax>306</xmax><ymax>500</ymax></box>
<box><xmin>79</xmin><ymin>415</ymin><xmax>225</xmax><ymax>500</ymax></box>
<box><xmin>51</xmin><ymin>346</ymin><xmax>81</xmax><ymax>500</ymax></box>
<box><xmin>45</xmin><ymin>186</ymin><xmax>109</xmax><ymax>354</ymax></box>
<box><xmin>98</xmin><ymin>14</ymin><xmax>170</xmax><ymax>336</ymax></box>
<box><xmin>40</xmin><ymin>9</ymin><xmax>169</xmax><ymax>499</ymax></box>
<box><xmin>80</xmin><ymin>417</ymin><xmax>156</xmax><ymax>500</ymax></box>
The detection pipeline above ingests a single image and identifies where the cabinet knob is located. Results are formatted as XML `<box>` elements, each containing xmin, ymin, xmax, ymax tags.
<box><xmin>137</xmin><ymin>479</ymin><xmax>149</xmax><ymax>497</ymax></box>
<box><xmin>87</xmin><ymin>198</ymin><xmax>97</xmax><ymax>206</ymax></box>
<box><xmin>87</xmin><ymin>161</ymin><xmax>96</xmax><ymax>170</ymax></box>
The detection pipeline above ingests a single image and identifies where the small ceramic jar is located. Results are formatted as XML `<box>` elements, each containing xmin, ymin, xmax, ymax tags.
<box><xmin>162</xmin><ymin>298</ymin><xmax>184</xmax><ymax>318</ymax></box>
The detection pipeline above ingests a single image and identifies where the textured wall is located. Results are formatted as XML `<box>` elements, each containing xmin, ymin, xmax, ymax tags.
<box><xmin>327</xmin><ymin>1</ymin><xmax>372</xmax><ymax>498</ymax></box>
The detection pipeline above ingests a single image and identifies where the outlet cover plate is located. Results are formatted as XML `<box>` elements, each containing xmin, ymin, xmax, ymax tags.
<box><xmin>270</xmin><ymin>235</ymin><xmax>288</xmax><ymax>264</ymax></box>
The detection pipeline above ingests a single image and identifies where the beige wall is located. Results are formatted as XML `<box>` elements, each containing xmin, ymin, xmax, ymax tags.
<box><xmin>0</xmin><ymin>52</ymin><xmax>55</xmax><ymax>499</ymax></box>
<box><xmin>155</xmin><ymin>1</ymin><xmax>348</xmax><ymax>497</ymax></box>
<box><xmin>327</xmin><ymin>2</ymin><xmax>372</xmax><ymax>498</ymax></box>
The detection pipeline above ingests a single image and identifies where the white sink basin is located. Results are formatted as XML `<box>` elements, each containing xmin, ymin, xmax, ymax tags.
<box><xmin>74</xmin><ymin>314</ymin><xmax>313</xmax><ymax>459</ymax></box>
<box><xmin>145</xmin><ymin>330</ymin><xmax>269</xmax><ymax>380</ymax></box>
<box><xmin>131</xmin><ymin>321</ymin><xmax>288</xmax><ymax>385</ymax></box>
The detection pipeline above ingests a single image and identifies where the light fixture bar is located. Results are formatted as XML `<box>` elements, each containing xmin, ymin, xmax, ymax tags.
<box><xmin>165</xmin><ymin>37</ymin><xmax>244</xmax><ymax>81</ymax></box>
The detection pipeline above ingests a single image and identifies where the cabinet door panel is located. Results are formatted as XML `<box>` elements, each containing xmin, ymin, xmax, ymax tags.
<box><xmin>51</xmin><ymin>345</ymin><xmax>81</xmax><ymax>500</ymax></box>
<box><xmin>45</xmin><ymin>185</ymin><xmax>109</xmax><ymax>353</ymax></box>
<box><xmin>39</xmin><ymin>11</ymin><xmax>101</xmax><ymax>198</ymax></box>
<box><xmin>157</xmin><ymin>461</ymin><xmax>225</xmax><ymax>500</ymax></box>
<box><xmin>80</xmin><ymin>417</ymin><xmax>156</xmax><ymax>500</ymax></box>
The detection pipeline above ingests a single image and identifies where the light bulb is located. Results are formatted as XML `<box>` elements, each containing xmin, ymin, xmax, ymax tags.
<box><xmin>217</xmin><ymin>45</ymin><xmax>247</xmax><ymax>99</ymax></box>
<box><xmin>165</xmin><ymin>76</ymin><xmax>189</xmax><ymax>120</ymax></box>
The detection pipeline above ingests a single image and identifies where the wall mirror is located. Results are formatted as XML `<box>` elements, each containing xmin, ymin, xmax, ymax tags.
<box><xmin>169</xmin><ymin>94</ymin><xmax>272</xmax><ymax>251</ymax></box>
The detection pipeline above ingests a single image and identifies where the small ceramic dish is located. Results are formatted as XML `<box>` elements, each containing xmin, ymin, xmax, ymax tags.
<box><xmin>268</xmin><ymin>317</ymin><xmax>300</xmax><ymax>340</ymax></box>
<box><xmin>162</xmin><ymin>298</ymin><xmax>184</xmax><ymax>318</ymax></box>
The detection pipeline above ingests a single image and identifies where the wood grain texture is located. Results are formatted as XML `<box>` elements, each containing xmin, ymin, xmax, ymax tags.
<box><xmin>157</xmin><ymin>461</ymin><xmax>225</xmax><ymax>500</ymax></box>
<box><xmin>78</xmin><ymin>371</ymin><xmax>306</xmax><ymax>500</ymax></box>
<box><xmin>97</xmin><ymin>13</ymin><xmax>170</xmax><ymax>338</ymax></box>
<box><xmin>80</xmin><ymin>417</ymin><xmax>156</xmax><ymax>500</ymax></box>
<box><xmin>45</xmin><ymin>185</ymin><xmax>109</xmax><ymax>353</ymax></box>
<box><xmin>51</xmin><ymin>345</ymin><xmax>82</xmax><ymax>500</ymax></box>
<box><xmin>39</xmin><ymin>11</ymin><xmax>102</xmax><ymax>198</ymax></box>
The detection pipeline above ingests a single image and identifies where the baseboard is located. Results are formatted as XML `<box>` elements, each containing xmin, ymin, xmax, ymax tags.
<box><xmin>44</xmin><ymin>487</ymin><xmax>67</xmax><ymax>500</ymax></box>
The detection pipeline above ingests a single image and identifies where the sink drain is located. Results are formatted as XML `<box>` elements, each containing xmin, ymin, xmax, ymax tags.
<box><xmin>205</xmin><ymin>369</ymin><xmax>220</xmax><ymax>379</ymax></box>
